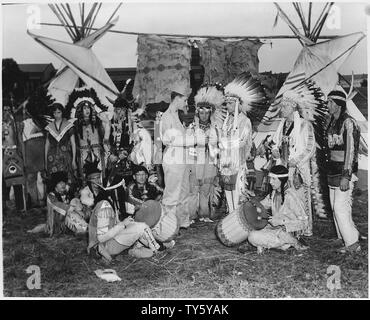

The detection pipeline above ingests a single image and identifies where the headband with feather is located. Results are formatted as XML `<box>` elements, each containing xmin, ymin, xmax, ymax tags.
<box><xmin>224</xmin><ymin>72</ymin><xmax>269</xmax><ymax>123</ymax></box>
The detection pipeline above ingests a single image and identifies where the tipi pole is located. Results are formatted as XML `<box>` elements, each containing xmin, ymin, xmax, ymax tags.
<box><xmin>65</xmin><ymin>3</ymin><xmax>82</xmax><ymax>40</ymax></box>
<box><xmin>274</xmin><ymin>3</ymin><xmax>310</xmax><ymax>45</ymax></box>
<box><xmin>81</xmin><ymin>3</ymin><xmax>98</xmax><ymax>35</ymax></box>
<box><xmin>38</xmin><ymin>22</ymin><xmax>340</xmax><ymax>40</ymax></box>
<box><xmin>48</xmin><ymin>4</ymin><xmax>75</xmax><ymax>40</ymax></box>
<box><xmin>308</xmin><ymin>3</ymin><xmax>312</xmax><ymax>32</ymax></box>
<box><xmin>310</xmin><ymin>2</ymin><xmax>330</xmax><ymax>40</ymax></box>
<box><xmin>106</xmin><ymin>3</ymin><xmax>122</xmax><ymax>25</ymax></box>
<box><xmin>55</xmin><ymin>4</ymin><xmax>78</xmax><ymax>39</ymax></box>
<box><xmin>87</xmin><ymin>3</ymin><xmax>102</xmax><ymax>36</ymax></box>
<box><xmin>312</xmin><ymin>2</ymin><xmax>334</xmax><ymax>42</ymax></box>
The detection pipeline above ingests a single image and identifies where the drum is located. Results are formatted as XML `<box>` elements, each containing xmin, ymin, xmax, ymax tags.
<box><xmin>65</xmin><ymin>211</ymin><xmax>88</xmax><ymax>234</ymax></box>
<box><xmin>215</xmin><ymin>198</ymin><xmax>269</xmax><ymax>247</ymax></box>
<box><xmin>151</xmin><ymin>206</ymin><xmax>179</xmax><ymax>243</ymax></box>
<box><xmin>134</xmin><ymin>200</ymin><xmax>162</xmax><ymax>227</ymax></box>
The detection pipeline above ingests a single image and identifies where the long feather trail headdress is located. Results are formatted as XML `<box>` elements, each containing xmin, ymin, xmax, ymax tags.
<box><xmin>279</xmin><ymin>80</ymin><xmax>331</xmax><ymax>218</ymax></box>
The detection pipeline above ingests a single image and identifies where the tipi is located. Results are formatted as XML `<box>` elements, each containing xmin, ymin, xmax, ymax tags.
<box><xmin>255</xmin><ymin>2</ymin><xmax>367</xmax><ymax>189</ymax></box>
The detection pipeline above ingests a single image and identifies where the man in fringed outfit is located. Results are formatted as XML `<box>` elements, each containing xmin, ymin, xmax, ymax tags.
<box><xmin>269</xmin><ymin>81</ymin><xmax>330</xmax><ymax>237</ymax></box>
<box><xmin>187</xmin><ymin>84</ymin><xmax>224</xmax><ymax>222</ymax></box>
<box><xmin>209</xmin><ymin>72</ymin><xmax>268</xmax><ymax>214</ymax></box>
<box><xmin>326</xmin><ymin>90</ymin><xmax>362</xmax><ymax>253</ymax></box>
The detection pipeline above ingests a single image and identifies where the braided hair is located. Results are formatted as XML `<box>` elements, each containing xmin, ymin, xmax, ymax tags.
<box><xmin>269</xmin><ymin>165</ymin><xmax>289</xmax><ymax>204</ymax></box>
<box><xmin>74</xmin><ymin>101</ymin><xmax>101</xmax><ymax>140</ymax></box>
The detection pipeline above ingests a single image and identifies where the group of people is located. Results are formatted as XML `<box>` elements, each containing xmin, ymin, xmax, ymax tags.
<box><xmin>4</xmin><ymin>70</ymin><xmax>364</xmax><ymax>263</ymax></box>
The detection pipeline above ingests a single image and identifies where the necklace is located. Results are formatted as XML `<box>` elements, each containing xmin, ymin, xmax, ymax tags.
<box><xmin>54</xmin><ymin>119</ymin><xmax>63</xmax><ymax>132</ymax></box>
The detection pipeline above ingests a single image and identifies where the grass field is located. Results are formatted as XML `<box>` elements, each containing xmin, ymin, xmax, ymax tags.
<box><xmin>2</xmin><ymin>190</ymin><xmax>368</xmax><ymax>298</ymax></box>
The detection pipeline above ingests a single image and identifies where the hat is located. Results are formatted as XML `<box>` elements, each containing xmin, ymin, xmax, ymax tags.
<box><xmin>224</xmin><ymin>72</ymin><xmax>269</xmax><ymax>122</ymax></box>
<box><xmin>50</xmin><ymin>171</ymin><xmax>68</xmax><ymax>190</ymax></box>
<box><xmin>134</xmin><ymin>200</ymin><xmax>162</xmax><ymax>227</ymax></box>
<box><xmin>171</xmin><ymin>83</ymin><xmax>189</xmax><ymax>97</ymax></box>
<box><xmin>133</xmin><ymin>165</ymin><xmax>149</xmax><ymax>176</ymax></box>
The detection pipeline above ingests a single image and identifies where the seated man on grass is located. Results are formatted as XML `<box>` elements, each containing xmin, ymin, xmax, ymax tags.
<box><xmin>126</xmin><ymin>165</ymin><xmax>163</xmax><ymax>213</ymax></box>
<box><xmin>88</xmin><ymin>196</ymin><xmax>162</xmax><ymax>263</ymax></box>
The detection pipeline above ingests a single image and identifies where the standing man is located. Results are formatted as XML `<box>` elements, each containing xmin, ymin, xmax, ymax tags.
<box><xmin>105</xmin><ymin>97</ymin><xmax>132</xmax><ymax>217</ymax></box>
<box><xmin>159</xmin><ymin>85</ymin><xmax>199</xmax><ymax>229</ymax></box>
<box><xmin>188</xmin><ymin>84</ymin><xmax>224</xmax><ymax>222</ymax></box>
<box><xmin>326</xmin><ymin>90</ymin><xmax>362</xmax><ymax>253</ymax></box>
<box><xmin>269</xmin><ymin>82</ymin><xmax>330</xmax><ymax>236</ymax></box>
<box><xmin>209</xmin><ymin>73</ymin><xmax>268</xmax><ymax>213</ymax></box>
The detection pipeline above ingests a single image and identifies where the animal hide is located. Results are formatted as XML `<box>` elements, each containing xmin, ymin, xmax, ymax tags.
<box><xmin>133</xmin><ymin>35</ymin><xmax>192</xmax><ymax>106</ymax></box>
<box><xmin>198</xmin><ymin>38</ymin><xmax>263</xmax><ymax>84</ymax></box>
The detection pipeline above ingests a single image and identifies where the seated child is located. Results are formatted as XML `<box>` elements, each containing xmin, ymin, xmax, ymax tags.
<box><xmin>28</xmin><ymin>171</ymin><xmax>88</xmax><ymax>236</ymax></box>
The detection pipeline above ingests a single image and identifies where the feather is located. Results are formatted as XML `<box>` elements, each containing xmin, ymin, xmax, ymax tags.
<box><xmin>194</xmin><ymin>84</ymin><xmax>225</xmax><ymax>109</ymax></box>
<box><xmin>310</xmin><ymin>153</ymin><xmax>326</xmax><ymax>217</ymax></box>
<box><xmin>65</xmin><ymin>86</ymin><xmax>108</xmax><ymax>119</ymax></box>
<box><xmin>26</xmin><ymin>86</ymin><xmax>56</xmax><ymax>129</ymax></box>
<box><xmin>310</xmin><ymin>149</ymin><xmax>332</xmax><ymax>217</ymax></box>
<box><xmin>224</xmin><ymin>72</ymin><xmax>269</xmax><ymax>123</ymax></box>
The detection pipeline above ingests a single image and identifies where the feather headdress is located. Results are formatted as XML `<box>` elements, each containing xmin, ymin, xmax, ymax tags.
<box><xmin>65</xmin><ymin>86</ymin><xmax>108</xmax><ymax>119</ymax></box>
<box><xmin>224</xmin><ymin>72</ymin><xmax>269</xmax><ymax>122</ymax></box>
<box><xmin>26</xmin><ymin>86</ymin><xmax>55</xmax><ymax>129</ymax></box>
<box><xmin>280</xmin><ymin>81</ymin><xmax>331</xmax><ymax>219</ymax></box>
<box><xmin>194</xmin><ymin>83</ymin><xmax>224</xmax><ymax>111</ymax></box>
<box><xmin>279</xmin><ymin>81</ymin><xmax>329</xmax><ymax>146</ymax></box>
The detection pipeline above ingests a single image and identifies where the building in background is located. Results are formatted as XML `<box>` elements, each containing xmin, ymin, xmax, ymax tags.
<box><xmin>18</xmin><ymin>63</ymin><xmax>56</xmax><ymax>99</ymax></box>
